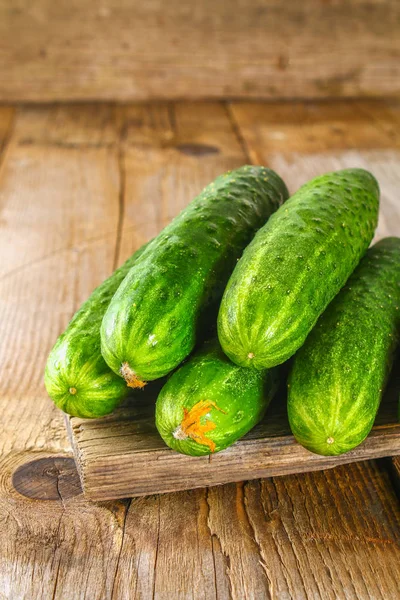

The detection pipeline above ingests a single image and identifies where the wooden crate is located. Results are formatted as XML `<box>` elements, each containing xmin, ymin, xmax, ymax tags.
<box><xmin>67</xmin><ymin>369</ymin><xmax>400</xmax><ymax>500</ymax></box>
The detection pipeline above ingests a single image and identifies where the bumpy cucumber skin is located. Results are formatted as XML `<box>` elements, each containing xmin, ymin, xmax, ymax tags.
<box><xmin>101</xmin><ymin>166</ymin><xmax>288</xmax><ymax>383</ymax></box>
<box><xmin>155</xmin><ymin>340</ymin><xmax>278</xmax><ymax>456</ymax></box>
<box><xmin>44</xmin><ymin>243</ymin><xmax>149</xmax><ymax>418</ymax></box>
<box><xmin>288</xmin><ymin>237</ymin><xmax>400</xmax><ymax>456</ymax></box>
<box><xmin>218</xmin><ymin>168</ymin><xmax>379</xmax><ymax>370</ymax></box>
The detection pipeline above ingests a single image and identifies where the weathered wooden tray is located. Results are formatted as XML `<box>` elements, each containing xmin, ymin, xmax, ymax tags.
<box><xmin>66</xmin><ymin>368</ymin><xmax>400</xmax><ymax>500</ymax></box>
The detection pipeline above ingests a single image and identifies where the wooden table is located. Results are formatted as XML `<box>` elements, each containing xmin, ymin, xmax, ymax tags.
<box><xmin>0</xmin><ymin>100</ymin><xmax>399</xmax><ymax>599</ymax></box>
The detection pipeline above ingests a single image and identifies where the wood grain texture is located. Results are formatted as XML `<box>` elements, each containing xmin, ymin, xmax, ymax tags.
<box><xmin>1</xmin><ymin>101</ymin><xmax>400</xmax><ymax>599</ymax></box>
<box><xmin>112</xmin><ymin>461</ymin><xmax>400</xmax><ymax>600</ymax></box>
<box><xmin>391</xmin><ymin>456</ymin><xmax>400</xmax><ymax>496</ymax></box>
<box><xmin>240</xmin><ymin>462</ymin><xmax>400</xmax><ymax>599</ymax></box>
<box><xmin>1</xmin><ymin>0</ymin><xmax>400</xmax><ymax>102</ymax></box>
<box><xmin>230</xmin><ymin>99</ymin><xmax>400</xmax><ymax>239</ymax></box>
<box><xmin>0</xmin><ymin>104</ymin><xmax>132</xmax><ymax>600</ymax></box>
<box><xmin>12</xmin><ymin>456</ymin><xmax>82</xmax><ymax>500</ymax></box>
<box><xmin>0</xmin><ymin>107</ymin><xmax>14</xmax><ymax>156</ymax></box>
<box><xmin>115</xmin><ymin>102</ymin><xmax>245</xmax><ymax>264</ymax></box>
<box><xmin>67</xmin><ymin>373</ymin><xmax>400</xmax><ymax>500</ymax></box>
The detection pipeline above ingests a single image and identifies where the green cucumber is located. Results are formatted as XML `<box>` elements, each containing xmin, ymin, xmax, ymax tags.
<box><xmin>155</xmin><ymin>339</ymin><xmax>278</xmax><ymax>455</ymax></box>
<box><xmin>101</xmin><ymin>166</ymin><xmax>288</xmax><ymax>386</ymax></box>
<box><xmin>218</xmin><ymin>168</ymin><xmax>379</xmax><ymax>370</ymax></box>
<box><xmin>288</xmin><ymin>237</ymin><xmax>400</xmax><ymax>456</ymax></box>
<box><xmin>44</xmin><ymin>242</ymin><xmax>150</xmax><ymax>418</ymax></box>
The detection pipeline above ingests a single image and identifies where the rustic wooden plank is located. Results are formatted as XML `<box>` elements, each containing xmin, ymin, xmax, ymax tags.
<box><xmin>355</xmin><ymin>99</ymin><xmax>400</xmax><ymax>147</ymax></box>
<box><xmin>0</xmin><ymin>1</ymin><xmax>400</xmax><ymax>102</ymax></box>
<box><xmin>0</xmin><ymin>106</ymin><xmax>14</xmax><ymax>156</ymax></box>
<box><xmin>112</xmin><ymin>490</ymin><xmax>232</xmax><ymax>600</ymax></box>
<box><xmin>229</xmin><ymin>100</ymin><xmax>400</xmax><ymax>159</ymax></box>
<box><xmin>0</xmin><ymin>104</ymin><xmax>134</xmax><ymax>599</ymax></box>
<box><xmin>67</xmin><ymin>371</ymin><xmax>400</xmax><ymax>500</ymax></box>
<box><xmin>115</xmin><ymin>102</ymin><xmax>245</xmax><ymax>264</ymax></box>
<box><xmin>113</xmin><ymin>461</ymin><xmax>400</xmax><ymax>600</ymax></box>
<box><xmin>11</xmin><ymin>104</ymin><xmax>119</xmax><ymax>147</ymax></box>
<box><xmin>241</xmin><ymin>462</ymin><xmax>400</xmax><ymax>599</ymax></box>
<box><xmin>230</xmin><ymin>99</ymin><xmax>400</xmax><ymax>239</ymax></box>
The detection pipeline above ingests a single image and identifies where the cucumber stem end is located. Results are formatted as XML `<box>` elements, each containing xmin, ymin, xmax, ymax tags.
<box><xmin>173</xmin><ymin>425</ymin><xmax>188</xmax><ymax>441</ymax></box>
<box><xmin>120</xmin><ymin>362</ymin><xmax>147</xmax><ymax>389</ymax></box>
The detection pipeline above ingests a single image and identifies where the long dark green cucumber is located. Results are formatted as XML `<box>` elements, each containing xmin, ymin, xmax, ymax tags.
<box><xmin>44</xmin><ymin>242</ymin><xmax>150</xmax><ymax>418</ymax></box>
<box><xmin>288</xmin><ymin>237</ymin><xmax>400</xmax><ymax>456</ymax></box>
<box><xmin>218</xmin><ymin>168</ymin><xmax>379</xmax><ymax>370</ymax></box>
<box><xmin>155</xmin><ymin>339</ymin><xmax>279</xmax><ymax>456</ymax></box>
<box><xmin>101</xmin><ymin>166</ymin><xmax>288</xmax><ymax>386</ymax></box>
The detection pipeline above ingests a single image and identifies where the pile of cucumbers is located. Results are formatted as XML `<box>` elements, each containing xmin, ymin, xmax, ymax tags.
<box><xmin>45</xmin><ymin>165</ymin><xmax>400</xmax><ymax>458</ymax></box>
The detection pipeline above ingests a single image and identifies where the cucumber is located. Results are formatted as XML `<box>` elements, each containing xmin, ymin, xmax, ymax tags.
<box><xmin>218</xmin><ymin>168</ymin><xmax>379</xmax><ymax>370</ymax></box>
<box><xmin>101</xmin><ymin>166</ymin><xmax>288</xmax><ymax>386</ymax></box>
<box><xmin>288</xmin><ymin>237</ymin><xmax>400</xmax><ymax>456</ymax></box>
<box><xmin>44</xmin><ymin>242</ymin><xmax>150</xmax><ymax>418</ymax></box>
<box><xmin>155</xmin><ymin>339</ymin><xmax>278</xmax><ymax>455</ymax></box>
